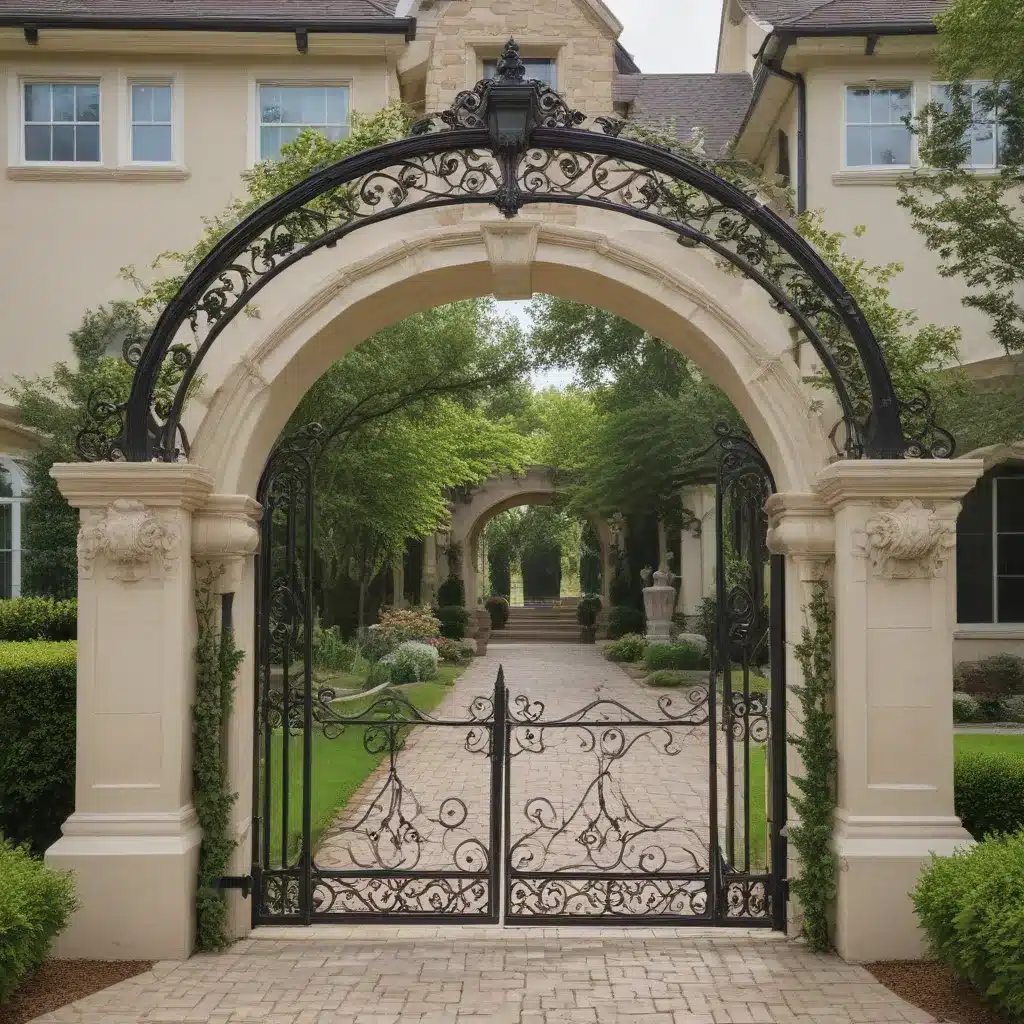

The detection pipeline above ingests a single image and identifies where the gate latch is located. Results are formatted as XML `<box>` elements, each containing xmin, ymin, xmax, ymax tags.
<box><xmin>213</xmin><ymin>875</ymin><xmax>253</xmax><ymax>899</ymax></box>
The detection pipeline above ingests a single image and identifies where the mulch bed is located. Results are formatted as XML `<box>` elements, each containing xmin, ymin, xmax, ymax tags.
<box><xmin>866</xmin><ymin>961</ymin><xmax>1009</xmax><ymax>1024</ymax></box>
<box><xmin>0</xmin><ymin>960</ymin><xmax>153</xmax><ymax>1024</ymax></box>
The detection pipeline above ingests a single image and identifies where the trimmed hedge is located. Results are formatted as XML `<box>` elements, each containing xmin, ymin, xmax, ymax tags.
<box><xmin>485</xmin><ymin>595</ymin><xmax>510</xmax><ymax>630</ymax></box>
<box><xmin>576</xmin><ymin>594</ymin><xmax>602</xmax><ymax>628</ymax></box>
<box><xmin>913</xmin><ymin>830</ymin><xmax>1024</xmax><ymax>1021</ymax></box>
<box><xmin>437</xmin><ymin>575</ymin><xmax>465</xmax><ymax>608</ymax></box>
<box><xmin>955</xmin><ymin>750</ymin><xmax>1024</xmax><ymax>840</ymax></box>
<box><xmin>0</xmin><ymin>642</ymin><xmax>77</xmax><ymax>855</ymax></box>
<box><xmin>0</xmin><ymin>840</ymin><xmax>78</xmax><ymax>1003</ymax></box>
<box><xmin>955</xmin><ymin>654</ymin><xmax>1024</xmax><ymax>697</ymax></box>
<box><xmin>645</xmin><ymin>642</ymin><xmax>705</xmax><ymax>672</ymax></box>
<box><xmin>0</xmin><ymin>598</ymin><xmax>76</xmax><ymax>641</ymax></box>
<box><xmin>435</xmin><ymin>605</ymin><xmax>470</xmax><ymax>640</ymax></box>
<box><xmin>645</xmin><ymin>670</ymin><xmax>696</xmax><ymax>688</ymax></box>
<box><xmin>608</xmin><ymin>605</ymin><xmax>645</xmax><ymax>640</ymax></box>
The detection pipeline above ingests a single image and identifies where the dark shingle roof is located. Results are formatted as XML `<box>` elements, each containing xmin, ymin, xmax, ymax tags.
<box><xmin>737</xmin><ymin>0</ymin><xmax>950</xmax><ymax>30</ymax></box>
<box><xmin>614</xmin><ymin>73</ymin><xmax>753</xmax><ymax>156</ymax></box>
<box><xmin>0</xmin><ymin>0</ymin><xmax>404</xmax><ymax>26</ymax></box>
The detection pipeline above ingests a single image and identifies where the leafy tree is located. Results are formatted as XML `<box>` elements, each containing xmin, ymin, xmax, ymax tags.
<box><xmin>898</xmin><ymin>0</ymin><xmax>1024</xmax><ymax>354</ymax></box>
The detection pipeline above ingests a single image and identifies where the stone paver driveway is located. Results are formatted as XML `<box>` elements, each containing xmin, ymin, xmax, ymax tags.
<box><xmin>30</xmin><ymin>927</ymin><xmax>936</xmax><ymax>1023</ymax></box>
<box><xmin>29</xmin><ymin>647</ymin><xmax>937</xmax><ymax>1023</ymax></box>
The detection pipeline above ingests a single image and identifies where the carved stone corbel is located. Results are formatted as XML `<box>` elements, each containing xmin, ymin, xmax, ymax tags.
<box><xmin>78</xmin><ymin>498</ymin><xmax>181</xmax><ymax>582</ymax></box>
<box><xmin>860</xmin><ymin>499</ymin><xmax>956</xmax><ymax>579</ymax></box>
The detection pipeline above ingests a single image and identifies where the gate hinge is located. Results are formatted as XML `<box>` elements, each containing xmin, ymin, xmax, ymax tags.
<box><xmin>213</xmin><ymin>875</ymin><xmax>253</xmax><ymax>898</ymax></box>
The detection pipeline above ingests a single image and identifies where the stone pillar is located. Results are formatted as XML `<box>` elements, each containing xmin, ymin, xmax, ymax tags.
<box><xmin>815</xmin><ymin>460</ymin><xmax>984</xmax><ymax>961</ymax></box>
<box><xmin>678</xmin><ymin>486</ymin><xmax>705</xmax><ymax>622</ymax></box>
<box><xmin>391</xmin><ymin>562</ymin><xmax>405</xmax><ymax>608</ymax></box>
<box><xmin>191</xmin><ymin>494</ymin><xmax>261</xmax><ymax>941</ymax></box>
<box><xmin>422</xmin><ymin>532</ymin><xmax>438</xmax><ymax>606</ymax></box>
<box><xmin>46</xmin><ymin>462</ymin><xmax>214</xmax><ymax>960</ymax></box>
<box><xmin>766</xmin><ymin>491</ymin><xmax>837</xmax><ymax>939</ymax></box>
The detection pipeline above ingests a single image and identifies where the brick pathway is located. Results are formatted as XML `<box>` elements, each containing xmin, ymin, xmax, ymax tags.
<box><xmin>30</xmin><ymin>928</ymin><xmax>936</xmax><ymax>1023</ymax></box>
<box><xmin>29</xmin><ymin>647</ymin><xmax>936</xmax><ymax>1023</ymax></box>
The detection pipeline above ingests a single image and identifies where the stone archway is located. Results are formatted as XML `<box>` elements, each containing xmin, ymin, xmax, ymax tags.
<box><xmin>46</xmin><ymin>52</ymin><xmax>982</xmax><ymax>965</ymax></box>
<box><xmin>446</xmin><ymin>465</ymin><xmax>614</xmax><ymax>613</ymax></box>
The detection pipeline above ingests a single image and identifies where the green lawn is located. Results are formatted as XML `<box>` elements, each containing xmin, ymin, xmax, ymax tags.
<box><xmin>953</xmin><ymin>732</ymin><xmax>1024</xmax><ymax>757</ymax></box>
<box><xmin>264</xmin><ymin>668</ymin><xmax>464</xmax><ymax>865</ymax></box>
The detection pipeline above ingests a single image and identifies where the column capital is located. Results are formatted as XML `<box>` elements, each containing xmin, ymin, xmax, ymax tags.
<box><xmin>193</xmin><ymin>494</ymin><xmax>262</xmax><ymax>592</ymax></box>
<box><xmin>815</xmin><ymin>459</ymin><xmax>984</xmax><ymax>509</ymax></box>
<box><xmin>51</xmin><ymin>461</ymin><xmax>214</xmax><ymax>510</ymax></box>
<box><xmin>766</xmin><ymin>492</ymin><xmax>834</xmax><ymax>560</ymax></box>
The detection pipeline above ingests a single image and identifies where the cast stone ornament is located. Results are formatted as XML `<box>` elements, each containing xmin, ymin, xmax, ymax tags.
<box><xmin>861</xmin><ymin>499</ymin><xmax>955</xmax><ymax>579</ymax></box>
<box><xmin>78</xmin><ymin>498</ymin><xmax>181</xmax><ymax>582</ymax></box>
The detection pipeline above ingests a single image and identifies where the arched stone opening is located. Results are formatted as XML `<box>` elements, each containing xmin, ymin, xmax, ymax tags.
<box><xmin>49</xmin><ymin>178</ymin><xmax>982</xmax><ymax>965</ymax></box>
<box><xmin>446</xmin><ymin>466</ymin><xmax>615</xmax><ymax>615</ymax></box>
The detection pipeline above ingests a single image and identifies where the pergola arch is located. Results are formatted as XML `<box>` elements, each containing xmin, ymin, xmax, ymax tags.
<box><xmin>447</xmin><ymin>466</ymin><xmax>615</xmax><ymax>610</ymax></box>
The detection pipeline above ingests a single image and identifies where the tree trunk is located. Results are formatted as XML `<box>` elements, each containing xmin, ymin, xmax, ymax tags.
<box><xmin>358</xmin><ymin>579</ymin><xmax>367</xmax><ymax>628</ymax></box>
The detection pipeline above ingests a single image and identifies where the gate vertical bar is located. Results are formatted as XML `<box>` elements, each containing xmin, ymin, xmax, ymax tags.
<box><xmin>300</xmin><ymin>456</ymin><xmax>315</xmax><ymax>923</ymax></box>
<box><xmin>769</xmin><ymin>553</ymin><xmax>788</xmax><ymax>931</ymax></box>
<box><xmin>709</xmin><ymin>467</ymin><xmax>726</xmax><ymax>922</ymax></box>
<box><xmin>490</xmin><ymin>667</ymin><xmax>506</xmax><ymax>923</ymax></box>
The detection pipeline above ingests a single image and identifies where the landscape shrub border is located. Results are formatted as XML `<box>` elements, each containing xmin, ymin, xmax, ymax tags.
<box><xmin>192</xmin><ymin>578</ymin><xmax>244</xmax><ymax>953</ymax></box>
<box><xmin>789</xmin><ymin>581</ymin><xmax>838</xmax><ymax>953</ymax></box>
<box><xmin>0</xmin><ymin>597</ymin><xmax>76</xmax><ymax>641</ymax></box>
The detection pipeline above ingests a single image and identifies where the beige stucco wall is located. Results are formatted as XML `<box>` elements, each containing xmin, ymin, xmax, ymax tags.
<box><xmin>424</xmin><ymin>0</ymin><xmax>618</xmax><ymax>116</ymax></box>
<box><xmin>0</xmin><ymin>49</ymin><xmax>394</xmax><ymax>389</ymax></box>
<box><xmin>798</xmin><ymin>58</ymin><xmax>1011</xmax><ymax>369</ymax></box>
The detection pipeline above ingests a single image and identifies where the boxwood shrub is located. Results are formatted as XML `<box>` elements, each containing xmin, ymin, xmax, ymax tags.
<box><xmin>0</xmin><ymin>642</ymin><xmax>77</xmax><ymax>854</ymax></box>
<box><xmin>955</xmin><ymin>750</ymin><xmax>1024</xmax><ymax>840</ymax></box>
<box><xmin>435</xmin><ymin>605</ymin><xmax>469</xmax><ymax>640</ymax></box>
<box><xmin>913</xmin><ymin>830</ymin><xmax>1024</xmax><ymax>1021</ymax></box>
<box><xmin>0</xmin><ymin>839</ymin><xmax>78</xmax><ymax>1003</ymax></box>
<box><xmin>645</xmin><ymin>642</ymin><xmax>705</xmax><ymax>672</ymax></box>
<box><xmin>0</xmin><ymin>598</ymin><xmax>76</xmax><ymax>641</ymax></box>
<box><xmin>608</xmin><ymin>605</ymin><xmax>645</xmax><ymax>640</ymax></box>
<box><xmin>645</xmin><ymin>670</ymin><xmax>696</xmax><ymax>688</ymax></box>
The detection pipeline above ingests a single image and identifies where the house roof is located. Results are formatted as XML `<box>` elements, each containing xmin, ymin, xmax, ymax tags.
<box><xmin>736</xmin><ymin>0</ymin><xmax>950</xmax><ymax>31</ymax></box>
<box><xmin>0</xmin><ymin>0</ymin><xmax>409</xmax><ymax>29</ymax></box>
<box><xmin>614</xmin><ymin>73</ymin><xmax>753</xmax><ymax>155</ymax></box>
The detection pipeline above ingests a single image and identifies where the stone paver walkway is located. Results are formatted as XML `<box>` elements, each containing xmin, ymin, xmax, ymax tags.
<box><xmin>30</xmin><ymin>927</ymin><xmax>937</xmax><ymax>1023</ymax></box>
<box><xmin>28</xmin><ymin>647</ymin><xmax>936</xmax><ymax>1023</ymax></box>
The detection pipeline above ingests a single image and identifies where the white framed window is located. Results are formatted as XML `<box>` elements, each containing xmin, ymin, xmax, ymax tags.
<box><xmin>930</xmin><ymin>81</ymin><xmax>1007</xmax><ymax>168</ymax></box>
<box><xmin>129</xmin><ymin>82</ymin><xmax>173</xmax><ymax>163</ymax></box>
<box><xmin>0</xmin><ymin>456</ymin><xmax>26</xmax><ymax>599</ymax></box>
<box><xmin>22</xmin><ymin>80</ymin><xmax>100</xmax><ymax>163</ymax></box>
<box><xmin>845</xmin><ymin>84</ymin><xmax>913</xmax><ymax>168</ymax></box>
<box><xmin>483</xmin><ymin>57</ymin><xmax>557</xmax><ymax>89</ymax></box>
<box><xmin>257</xmin><ymin>84</ymin><xmax>350</xmax><ymax>161</ymax></box>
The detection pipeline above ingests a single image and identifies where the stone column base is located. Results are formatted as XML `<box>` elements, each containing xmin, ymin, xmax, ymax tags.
<box><xmin>45</xmin><ymin>808</ymin><xmax>201</xmax><ymax>961</ymax></box>
<box><xmin>834</xmin><ymin>812</ymin><xmax>974</xmax><ymax>962</ymax></box>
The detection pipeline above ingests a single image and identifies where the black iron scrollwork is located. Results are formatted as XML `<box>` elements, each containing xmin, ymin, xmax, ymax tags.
<box><xmin>74</xmin><ymin>39</ymin><xmax>951</xmax><ymax>464</ymax></box>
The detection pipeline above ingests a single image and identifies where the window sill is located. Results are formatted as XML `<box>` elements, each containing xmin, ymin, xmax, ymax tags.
<box><xmin>5</xmin><ymin>164</ymin><xmax>190</xmax><ymax>182</ymax></box>
<box><xmin>955</xmin><ymin>624</ymin><xmax>1024</xmax><ymax>640</ymax></box>
<box><xmin>832</xmin><ymin>167</ymin><xmax>1004</xmax><ymax>186</ymax></box>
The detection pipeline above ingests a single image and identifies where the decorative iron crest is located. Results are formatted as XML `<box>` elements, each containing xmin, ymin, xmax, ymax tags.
<box><xmin>76</xmin><ymin>38</ymin><xmax>955</xmax><ymax>464</ymax></box>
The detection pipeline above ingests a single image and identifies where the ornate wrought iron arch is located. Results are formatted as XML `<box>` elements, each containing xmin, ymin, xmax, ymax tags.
<box><xmin>78</xmin><ymin>39</ymin><xmax>951</xmax><ymax>464</ymax></box>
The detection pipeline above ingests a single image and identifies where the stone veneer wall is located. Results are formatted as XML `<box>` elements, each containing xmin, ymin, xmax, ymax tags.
<box><xmin>424</xmin><ymin>0</ymin><xmax>616</xmax><ymax>116</ymax></box>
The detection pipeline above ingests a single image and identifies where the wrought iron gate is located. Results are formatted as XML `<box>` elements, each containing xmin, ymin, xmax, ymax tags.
<box><xmin>251</xmin><ymin>425</ymin><xmax>785</xmax><ymax>928</ymax></box>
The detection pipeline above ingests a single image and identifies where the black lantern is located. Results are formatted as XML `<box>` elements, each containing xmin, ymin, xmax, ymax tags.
<box><xmin>485</xmin><ymin>39</ymin><xmax>540</xmax><ymax>155</ymax></box>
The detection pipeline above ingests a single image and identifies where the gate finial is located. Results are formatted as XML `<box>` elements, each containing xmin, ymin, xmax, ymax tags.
<box><xmin>496</xmin><ymin>39</ymin><xmax>526</xmax><ymax>83</ymax></box>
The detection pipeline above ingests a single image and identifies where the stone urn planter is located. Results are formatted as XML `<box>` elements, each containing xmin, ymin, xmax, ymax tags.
<box><xmin>643</xmin><ymin>568</ymin><xmax>676</xmax><ymax>643</ymax></box>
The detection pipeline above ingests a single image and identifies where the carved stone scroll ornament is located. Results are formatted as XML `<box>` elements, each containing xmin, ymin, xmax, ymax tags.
<box><xmin>861</xmin><ymin>499</ymin><xmax>956</xmax><ymax>579</ymax></box>
<box><xmin>78</xmin><ymin>498</ymin><xmax>181</xmax><ymax>582</ymax></box>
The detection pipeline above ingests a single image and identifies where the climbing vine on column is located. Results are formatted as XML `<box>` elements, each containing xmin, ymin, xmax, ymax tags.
<box><xmin>789</xmin><ymin>581</ymin><xmax>838</xmax><ymax>952</ymax></box>
<box><xmin>193</xmin><ymin>577</ymin><xmax>244</xmax><ymax>952</ymax></box>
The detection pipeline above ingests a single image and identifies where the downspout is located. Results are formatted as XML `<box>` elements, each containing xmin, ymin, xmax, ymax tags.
<box><xmin>761</xmin><ymin>57</ymin><xmax>806</xmax><ymax>212</ymax></box>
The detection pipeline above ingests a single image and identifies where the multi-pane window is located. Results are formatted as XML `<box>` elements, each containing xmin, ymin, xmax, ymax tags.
<box><xmin>24</xmin><ymin>82</ymin><xmax>100</xmax><ymax>162</ymax></box>
<box><xmin>931</xmin><ymin>82</ymin><xmax>1006</xmax><ymax>168</ymax></box>
<box><xmin>0</xmin><ymin>458</ymin><xmax>25</xmax><ymax>600</ymax></box>
<box><xmin>845</xmin><ymin>85</ymin><xmax>912</xmax><ymax>167</ymax></box>
<box><xmin>957</xmin><ymin>469</ymin><xmax>1024</xmax><ymax>624</ymax></box>
<box><xmin>483</xmin><ymin>58</ymin><xmax>556</xmax><ymax>88</ymax></box>
<box><xmin>131</xmin><ymin>83</ymin><xmax>173</xmax><ymax>162</ymax></box>
<box><xmin>258</xmin><ymin>85</ymin><xmax>350</xmax><ymax>160</ymax></box>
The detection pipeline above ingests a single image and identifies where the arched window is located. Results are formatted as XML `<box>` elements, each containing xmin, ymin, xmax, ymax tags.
<box><xmin>0</xmin><ymin>456</ymin><xmax>26</xmax><ymax>599</ymax></box>
<box><xmin>957</xmin><ymin>463</ymin><xmax>1024</xmax><ymax>624</ymax></box>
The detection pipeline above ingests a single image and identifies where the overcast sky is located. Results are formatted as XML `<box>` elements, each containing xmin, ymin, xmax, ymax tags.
<box><xmin>514</xmin><ymin>0</ymin><xmax>723</xmax><ymax>387</ymax></box>
<box><xmin>607</xmin><ymin>0</ymin><xmax>722</xmax><ymax>73</ymax></box>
